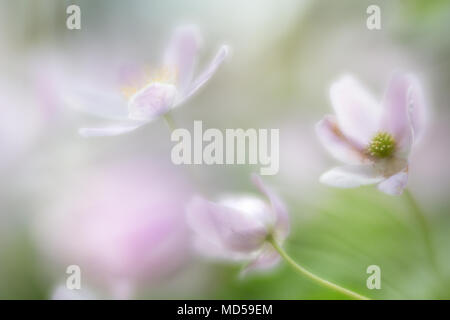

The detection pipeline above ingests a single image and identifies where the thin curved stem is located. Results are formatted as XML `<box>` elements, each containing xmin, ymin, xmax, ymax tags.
<box><xmin>268</xmin><ymin>237</ymin><xmax>370</xmax><ymax>300</ymax></box>
<box><xmin>163</xmin><ymin>112</ymin><xmax>177</xmax><ymax>133</ymax></box>
<box><xmin>403</xmin><ymin>189</ymin><xmax>440</xmax><ymax>276</ymax></box>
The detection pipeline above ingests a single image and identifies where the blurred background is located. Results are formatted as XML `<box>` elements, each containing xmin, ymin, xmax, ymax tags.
<box><xmin>1</xmin><ymin>0</ymin><xmax>450</xmax><ymax>299</ymax></box>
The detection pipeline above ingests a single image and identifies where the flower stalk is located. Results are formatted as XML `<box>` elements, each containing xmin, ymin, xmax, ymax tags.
<box><xmin>163</xmin><ymin>112</ymin><xmax>177</xmax><ymax>133</ymax></box>
<box><xmin>268</xmin><ymin>236</ymin><xmax>370</xmax><ymax>300</ymax></box>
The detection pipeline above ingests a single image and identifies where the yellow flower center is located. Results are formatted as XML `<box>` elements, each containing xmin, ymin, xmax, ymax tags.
<box><xmin>367</xmin><ymin>132</ymin><xmax>396</xmax><ymax>158</ymax></box>
<box><xmin>121</xmin><ymin>66</ymin><xmax>177</xmax><ymax>98</ymax></box>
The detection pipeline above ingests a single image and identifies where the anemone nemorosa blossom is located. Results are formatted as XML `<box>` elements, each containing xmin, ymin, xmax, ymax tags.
<box><xmin>316</xmin><ymin>73</ymin><xmax>427</xmax><ymax>195</ymax></box>
<box><xmin>67</xmin><ymin>25</ymin><xmax>229</xmax><ymax>137</ymax></box>
<box><xmin>186</xmin><ymin>175</ymin><xmax>289</xmax><ymax>274</ymax></box>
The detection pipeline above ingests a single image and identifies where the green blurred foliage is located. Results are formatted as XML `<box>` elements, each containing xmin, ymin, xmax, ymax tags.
<box><xmin>208</xmin><ymin>188</ymin><xmax>449</xmax><ymax>300</ymax></box>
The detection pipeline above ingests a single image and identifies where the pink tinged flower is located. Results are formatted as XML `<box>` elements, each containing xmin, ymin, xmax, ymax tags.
<box><xmin>316</xmin><ymin>73</ymin><xmax>427</xmax><ymax>195</ymax></box>
<box><xmin>36</xmin><ymin>161</ymin><xmax>192</xmax><ymax>298</ymax></box>
<box><xmin>68</xmin><ymin>25</ymin><xmax>230</xmax><ymax>137</ymax></box>
<box><xmin>186</xmin><ymin>175</ymin><xmax>289</xmax><ymax>274</ymax></box>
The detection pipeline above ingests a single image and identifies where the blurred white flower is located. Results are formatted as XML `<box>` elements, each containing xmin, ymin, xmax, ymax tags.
<box><xmin>186</xmin><ymin>175</ymin><xmax>289</xmax><ymax>274</ymax></box>
<box><xmin>64</xmin><ymin>25</ymin><xmax>229</xmax><ymax>137</ymax></box>
<box><xmin>36</xmin><ymin>160</ymin><xmax>193</xmax><ymax>299</ymax></box>
<box><xmin>316</xmin><ymin>73</ymin><xmax>427</xmax><ymax>195</ymax></box>
<box><xmin>51</xmin><ymin>284</ymin><xmax>97</xmax><ymax>300</ymax></box>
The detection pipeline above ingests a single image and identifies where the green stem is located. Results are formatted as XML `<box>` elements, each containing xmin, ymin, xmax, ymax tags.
<box><xmin>403</xmin><ymin>189</ymin><xmax>440</xmax><ymax>276</ymax></box>
<box><xmin>268</xmin><ymin>237</ymin><xmax>370</xmax><ymax>300</ymax></box>
<box><xmin>163</xmin><ymin>112</ymin><xmax>177</xmax><ymax>133</ymax></box>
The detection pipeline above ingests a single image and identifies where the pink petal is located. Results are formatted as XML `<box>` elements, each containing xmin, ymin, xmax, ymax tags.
<box><xmin>164</xmin><ymin>25</ymin><xmax>202</xmax><ymax>93</ymax></box>
<box><xmin>316</xmin><ymin>115</ymin><xmax>368</xmax><ymax>165</ymax></box>
<box><xmin>186</xmin><ymin>197</ymin><xmax>267</xmax><ymax>254</ymax></box>
<box><xmin>63</xmin><ymin>87</ymin><xmax>129</xmax><ymax>121</ymax></box>
<box><xmin>128</xmin><ymin>83</ymin><xmax>177</xmax><ymax>121</ymax></box>
<box><xmin>320</xmin><ymin>165</ymin><xmax>384</xmax><ymax>188</ymax></box>
<box><xmin>179</xmin><ymin>45</ymin><xmax>230</xmax><ymax>105</ymax></box>
<box><xmin>241</xmin><ymin>245</ymin><xmax>280</xmax><ymax>276</ymax></box>
<box><xmin>79</xmin><ymin>121</ymin><xmax>147</xmax><ymax>137</ymax></box>
<box><xmin>408</xmin><ymin>75</ymin><xmax>427</xmax><ymax>142</ymax></box>
<box><xmin>191</xmin><ymin>236</ymin><xmax>251</xmax><ymax>262</ymax></box>
<box><xmin>330</xmin><ymin>75</ymin><xmax>382</xmax><ymax>147</ymax></box>
<box><xmin>377</xmin><ymin>169</ymin><xmax>408</xmax><ymax>196</ymax></box>
<box><xmin>118</xmin><ymin>63</ymin><xmax>147</xmax><ymax>89</ymax></box>
<box><xmin>251</xmin><ymin>174</ymin><xmax>290</xmax><ymax>240</ymax></box>
<box><xmin>380</xmin><ymin>73</ymin><xmax>414</xmax><ymax>154</ymax></box>
<box><xmin>186</xmin><ymin>197</ymin><xmax>225</xmax><ymax>245</ymax></box>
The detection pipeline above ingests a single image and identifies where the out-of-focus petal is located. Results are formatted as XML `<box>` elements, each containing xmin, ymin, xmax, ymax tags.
<box><xmin>330</xmin><ymin>75</ymin><xmax>382</xmax><ymax>146</ymax></box>
<box><xmin>164</xmin><ymin>25</ymin><xmax>202</xmax><ymax>92</ymax></box>
<box><xmin>186</xmin><ymin>197</ymin><xmax>225</xmax><ymax>246</ymax></box>
<box><xmin>251</xmin><ymin>174</ymin><xmax>289</xmax><ymax>241</ymax></box>
<box><xmin>377</xmin><ymin>169</ymin><xmax>408</xmax><ymax>196</ymax></box>
<box><xmin>319</xmin><ymin>165</ymin><xmax>384</xmax><ymax>188</ymax></box>
<box><xmin>374</xmin><ymin>156</ymin><xmax>408</xmax><ymax>177</ymax></box>
<box><xmin>408</xmin><ymin>75</ymin><xmax>427</xmax><ymax>142</ymax></box>
<box><xmin>79</xmin><ymin>121</ymin><xmax>147</xmax><ymax>137</ymax></box>
<box><xmin>118</xmin><ymin>63</ymin><xmax>147</xmax><ymax>89</ymax></box>
<box><xmin>51</xmin><ymin>284</ymin><xmax>97</xmax><ymax>300</ymax></box>
<box><xmin>128</xmin><ymin>83</ymin><xmax>177</xmax><ymax>121</ymax></box>
<box><xmin>109</xmin><ymin>280</ymin><xmax>135</xmax><ymax>300</ymax></box>
<box><xmin>192</xmin><ymin>235</ymin><xmax>250</xmax><ymax>261</ymax></box>
<box><xmin>316</xmin><ymin>115</ymin><xmax>368</xmax><ymax>165</ymax></box>
<box><xmin>186</xmin><ymin>196</ymin><xmax>267</xmax><ymax>253</ymax></box>
<box><xmin>38</xmin><ymin>161</ymin><xmax>192</xmax><ymax>295</ymax></box>
<box><xmin>63</xmin><ymin>87</ymin><xmax>129</xmax><ymax>121</ymax></box>
<box><xmin>380</xmin><ymin>73</ymin><xmax>413</xmax><ymax>154</ymax></box>
<box><xmin>241</xmin><ymin>245</ymin><xmax>280</xmax><ymax>276</ymax></box>
<box><xmin>178</xmin><ymin>45</ymin><xmax>230</xmax><ymax>105</ymax></box>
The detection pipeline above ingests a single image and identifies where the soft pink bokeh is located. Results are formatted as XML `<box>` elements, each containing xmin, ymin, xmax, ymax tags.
<box><xmin>36</xmin><ymin>160</ymin><xmax>193</xmax><ymax>298</ymax></box>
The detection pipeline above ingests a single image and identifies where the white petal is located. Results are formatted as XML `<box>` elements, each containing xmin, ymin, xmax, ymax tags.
<box><xmin>79</xmin><ymin>121</ymin><xmax>147</xmax><ymax>137</ymax></box>
<box><xmin>186</xmin><ymin>197</ymin><xmax>225</xmax><ymax>246</ymax></box>
<box><xmin>118</xmin><ymin>62</ymin><xmax>147</xmax><ymax>89</ymax></box>
<box><xmin>380</xmin><ymin>73</ymin><xmax>414</xmax><ymax>154</ymax></box>
<box><xmin>128</xmin><ymin>83</ymin><xmax>177</xmax><ymax>121</ymax></box>
<box><xmin>164</xmin><ymin>25</ymin><xmax>202</xmax><ymax>92</ymax></box>
<box><xmin>377</xmin><ymin>170</ymin><xmax>408</xmax><ymax>196</ymax></box>
<box><xmin>178</xmin><ymin>45</ymin><xmax>230</xmax><ymax>105</ymax></box>
<box><xmin>330</xmin><ymin>75</ymin><xmax>382</xmax><ymax>146</ymax></box>
<box><xmin>240</xmin><ymin>245</ymin><xmax>280</xmax><ymax>276</ymax></box>
<box><xmin>186</xmin><ymin>196</ymin><xmax>267</xmax><ymax>254</ymax></box>
<box><xmin>251</xmin><ymin>174</ymin><xmax>290</xmax><ymax>241</ymax></box>
<box><xmin>320</xmin><ymin>165</ymin><xmax>384</xmax><ymax>188</ymax></box>
<box><xmin>192</xmin><ymin>236</ymin><xmax>251</xmax><ymax>262</ymax></box>
<box><xmin>316</xmin><ymin>115</ymin><xmax>368</xmax><ymax>165</ymax></box>
<box><xmin>408</xmin><ymin>75</ymin><xmax>427</xmax><ymax>142</ymax></box>
<box><xmin>63</xmin><ymin>86</ymin><xmax>129</xmax><ymax>121</ymax></box>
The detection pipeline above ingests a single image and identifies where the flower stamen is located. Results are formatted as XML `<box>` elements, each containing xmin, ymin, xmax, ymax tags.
<box><xmin>120</xmin><ymin>66</ymin><xmax>178</xmax><ymax>99</ymax></box>
<box><xmin>368</xmin><ymin>132</ymin><xmax>396</xmax><ymax>158</ymax></box>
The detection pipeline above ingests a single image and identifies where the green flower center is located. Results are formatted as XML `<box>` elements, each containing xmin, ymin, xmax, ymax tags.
<box><xmin>368</xmin><ymin>132</ymin><xmax>396</xmax><ymax>158</ymax></box>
